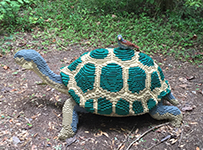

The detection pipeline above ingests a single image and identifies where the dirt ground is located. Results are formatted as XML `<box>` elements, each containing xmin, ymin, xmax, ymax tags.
<box><xmin>0</xmin><ymin>33</ymin><xmax>203</xmax><ymax>150</ymax></box>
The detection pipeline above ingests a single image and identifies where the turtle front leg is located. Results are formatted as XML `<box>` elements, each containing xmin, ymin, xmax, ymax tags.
<box><xmin>58</xmin><ymin>98</ymin><xmax>78</xmax><ymax>140</ymax></box>
<box><xmin>149</xmin><ymin>100</ymin><xmax>183</xmax><ymax>127</ymax></box>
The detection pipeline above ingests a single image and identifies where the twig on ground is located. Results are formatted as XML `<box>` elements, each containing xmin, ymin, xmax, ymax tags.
<box><xmin>147</xmin><ymin>135</ymin><xmax>171</xmax><ymax>150</ymax></box>
<box><xmin>117</xmin><ymin>125</ymin><xmax>136</xmax><ymax>150</ymax></box>
<box><xmin>178</xmin><ymin>124</ymin><xmax>184</xmax><ymax>147</ymax></box>
<box><xmin>126</xmin><ymin>122</ymin><xmax>170</xmax><ymax>150</ymax></box>
<box><xmin>52</xmin><ymin>110</ymin><xmax>62</xmax><ymax>120</ymax></box>
<box><xmin>56</xmin><ymin>41</ymin><xmax>69</xmax><ymax>51</ymax></box>
<box><xmin>20</xmin><ymin>138</ymin><xmax>32</xmax><ymax>147</ymax></box>
<box><xmin>54</xmin><ymin>36</ymin><xmax>69</xmax><ymax>51</ymax></box>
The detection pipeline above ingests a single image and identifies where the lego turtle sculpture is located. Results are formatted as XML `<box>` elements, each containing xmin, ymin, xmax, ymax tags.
<box><xmin>14</xmin><ymin>47</ymin><xmax>183</xmax><ymax>140</ymax></box>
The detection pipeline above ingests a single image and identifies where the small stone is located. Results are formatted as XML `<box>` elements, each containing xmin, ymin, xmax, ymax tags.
<box><xmin>12</xmin><ymin>136</ymin><xmax>21</xmax><ymax>145</ymax></box>
<box><xmin>192</xmin><ymin>91</ymin><xmax>196</xmax><ymax>95</ymax></box>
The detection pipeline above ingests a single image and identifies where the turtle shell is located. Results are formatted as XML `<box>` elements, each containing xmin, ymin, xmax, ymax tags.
<box><xmin>60</xmin><ymin>48</ymin><xmax>171</xmax><ymax>116</ymax></box>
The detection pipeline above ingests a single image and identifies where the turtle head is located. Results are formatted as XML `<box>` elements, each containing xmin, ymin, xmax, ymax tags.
<box><xmin>14</xmin><ymin>49</ymin><xmax>42</xmax><ymax>70</ymax></box>
<box><xmin>117</xmin><ymin>35</ymin><xmax>123</xmax><ymax>41</ymax></box>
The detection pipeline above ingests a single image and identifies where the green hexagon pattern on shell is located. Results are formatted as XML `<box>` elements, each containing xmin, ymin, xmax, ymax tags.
<box><xmin>60</xmin><ymin>47</ymin><xmax>171</xmax><ymax>116</ymax></box>
<box><xmin>100</xmin><ymin>63</ymin><xmax>123</xmax><ymax>92</ymax></box>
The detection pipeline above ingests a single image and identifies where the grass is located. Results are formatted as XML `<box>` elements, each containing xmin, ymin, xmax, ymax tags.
<box><xmin>0</xmin><ymin>0</ymin><xmax>203</xmax><ymax>64</ymax></box>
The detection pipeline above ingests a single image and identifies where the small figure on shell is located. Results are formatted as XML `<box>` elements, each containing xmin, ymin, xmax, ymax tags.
<box><xmin>117</xmin><ymin>35</ymin><xmax>140</xmax><ymax>50</ymax></box>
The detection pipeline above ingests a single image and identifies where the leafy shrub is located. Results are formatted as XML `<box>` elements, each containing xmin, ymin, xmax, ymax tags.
<box><xmin>185</xmin><ymin>0</ymin><xmax>203</xmax><ymax>8</ymax></box>
<box><xmin>0</xmin><ymin>0</ymin><xmax>35</xmax><ymax>30</ymax></box>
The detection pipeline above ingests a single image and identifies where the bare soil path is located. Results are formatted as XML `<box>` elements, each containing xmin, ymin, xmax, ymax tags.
<box><xmin>0</xmin><ymin>33</ymin><xmax>203</xmax><ymax>150</ymax></box>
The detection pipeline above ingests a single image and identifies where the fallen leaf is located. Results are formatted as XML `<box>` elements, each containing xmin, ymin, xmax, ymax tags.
<box><xmin>179</xmin><ymin>84</ymin><xmax>188</xmax><ymax>88</ymax></box>
<box><xmin>120</xmin><ymin>128</ymin><xmax>127</xmax><ymax>132</ymax></box>
<box><xmin>196</xmin><ymin>147</ymin><xmax>200</xmax><ymax>150</ymax></box>
<box><xmin>186</xmin><ymin>76</ymin><xmax>195</xmax><ymax>80</ymax></box>
<box><xmin>178</xmin><ymin>144</ymin><xmax>185</xmax><ymax>148</ymax></box>
<box><xmin>18</xmin><ymin>90</ymin><xmax>25</xmax><ymax>94</ymax></box>
<box><xmin>2</xmin><ymin>137</ymin><xmax>8</xmax><ymax>142</ymax></box>
<box><xmin>179</xmin><ymin>77</ymin><xmax>187</xmax><ymax>83</ymax></box>
<box><xmin>31</xmin><ymin>145</ymin><xmax>37</xmax><ymax>150</ymax></box>
<box><xmin>23</xmin><ymin>124</ymin><xmax>33</xmax><ymax>130</ymax></box>
<box><xmin>135</xmin><ymin>128</ymin><xmax>139</xmax><ymax>134</ymax></box>
<box><xmin>135</xmin><ymin>133</ymin><xmax>141</xmax><ymax>138</ymax></box>
<box><xmin>18</xmin><ymin>130</ymin><xmax>29</xmax><ymax>140</ymax></box>
<box><xmin>94</xmin><ymin>130</ymin><xmax>109</xmax><ymax>138</ymax></box>
<box><xmin>80</xmin><ymin>141</ymin><xmax>85</xmax><ymax>145</ymax></box>
<box><xmin>48</xmin><ymin>122</ymin><xmax>55</xmax><ymax>130</ymax></box>
<box><xmin>10</xmin><ymin>89</ymin><xmax>18</xmax><ymax>92</ymax></box>
<box><xmin>3</xmin><ymin>65</ymin><xmax>9</xmax><ymax>70</ymax></box>
<box><xmin>156</xmin><ymin>126</ymin><xmax>167</xmax><ymax>133</ymax></box>
<box><xmin>20</xmin><ymin>138</ymin><xmax>32</xmax><ymax>147</ymax></box>
<box><xmin>17</xmin><ymin>43</ymin><xmax>26</xmax><ymax>47</ymax></box>
<box><xmin>47</xmin><ymin>142</ymin><xmax>52</xmax><ymax>147</ymax></box>
<box><xmin>170</xmin><ymin>138</ymin><xmax>178</xmax><ymax>144</ymax></box>
<box><xmin>45</xmin><ymin>19</ymin><xmax>50</xmax><ymax>22</ymax></box>
<box><xmin>102</xmin><ymin>132</ymin><xmax>109</xmax><ymax>138</ymax></box>
<box><xmin>188</xmin><ymin>121</ymin><xmax>198</xmax><ymax>125</ymax></box>
<box><xmin>71</xmin><ymin>6</ymin><xmax>74</xmax><ymax>8</ymax></box>
<box><xmin>133</xmin><ymin>142</ymin><xmax>139</xmax><ymax>146</ymax></box>
<box><xmin>84</xmin><ymin>41</ymin><xmax>91</xmax><ymax>45</ymax></box>
<box><xmin>181</xmin><ymin>105</ymin><xmax>195</xmax><ymax>111</ymax></box>
<box><xmin>119</xmin><ymin>143</ymin><xmax>125</xmax><ymax>150</ymax></box>
<box><xmin>33</xmin><ymin>133</ymin><xmax>38</xmax><ymax>138</ymax></box>
<box><xmin>52</xmin><ymin>39</ymin><xmax>56</xmax><ymax>43</ymax></box>
<box><xmin>191</xmin><ymin>34</ymin><xmax>197</xmax><ymax>40</ymax></box>
<box><xmin>46</xmin><ymin>87</ymin><xmax>51</xmax><ymax>91</ymax></box>
<box><xmin>95</xmin><ymin>131</ymin><xmax>102</xmax><ymax>137</ymax></box>
<box><xmin>31</xmin><ymin>114</ymin><xmax>41</xmax><ymax>119</ymax></box>
<box><xmin>79</xmin><ymin>136</ymin><xmax>86</xmax><ymax>140</ymax></box>
<box><xmin>175</xmin><ymin>128</ymin><xmax>182</xmax><ymax>136</ymax></box>
<box><xmin>55</xmin><ymin>95</ymin><xmax>60</xmax><ymax>101</ymax></box>
<box><xmin>112</xmin><ymin>14</ymin><xmax>117</xmax><ymax>18</ymax></box>
<box><xmin>197</xmin><ymin>90</ymin><xmax>203</xmax><ymax>95</ymax></box>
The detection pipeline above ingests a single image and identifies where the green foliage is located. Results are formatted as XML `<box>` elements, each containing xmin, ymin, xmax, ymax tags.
<box><xmin>0</xmin><ymin>0</ymin><xmax>35</xmax><ymax>31</ymax></box>
<box><xmin>185</xmin><ymin>0</ymin><xmax>203</xmax><ymax>8</ymax></box>
<box><xmin>0</xmin><ymin>0</ymin><xmax>21</xmax><ymax>23</ymax></box>
<box><xmin>0</xmin><ymin>0</ymin><xmax>202</xmax><ymax>63</ymax></box>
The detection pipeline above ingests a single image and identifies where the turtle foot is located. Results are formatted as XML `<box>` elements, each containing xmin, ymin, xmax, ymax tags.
<box><xmin>149</xmin><ymin>100</ymin><xmax>183</xmax><ymax>127</ymax></box>
<box><xmin>58</xmin><ymin>126</ymin><xmax>75</xmax><ymax>140</ymax></box>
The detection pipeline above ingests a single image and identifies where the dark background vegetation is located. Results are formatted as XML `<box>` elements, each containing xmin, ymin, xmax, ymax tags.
<box><xmin>0</xmin><ymin>0</ymin><xmax>202</xmax><ymax>63</ymax></box>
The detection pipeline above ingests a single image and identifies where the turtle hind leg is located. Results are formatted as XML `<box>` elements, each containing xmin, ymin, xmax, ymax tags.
<box><xmin>164</xmin><ymin>92</ymin><xmax>179</xmax><ymax>106</ymax></box>
<box><xmin>149</xmin><ymin>101</ymin><xmax>183</xmax><ymax>127</ymax></box>
<box><xmin>58</xmin><ymin>98</ymin><xmax>78</xmax><ymax>140</ymax></box>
